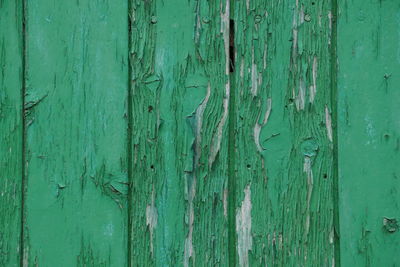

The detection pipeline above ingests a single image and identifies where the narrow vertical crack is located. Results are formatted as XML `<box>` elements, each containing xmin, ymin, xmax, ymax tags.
<box><xmin>127</xmin><ymin>0</ymin><xmax>133</xmax><ymax>266</ymax></box>
<box><xmin>229</xmin><ymin>19</ymin><xmax>235</xmax><ymax>73</ymax></box>
<box><xmin>227</xmin><ymin>11</ymin><xmax>237</xmax><ymax>267</ymax></box>
<box><xmin>20</xmin><ymin>0</ymin><xmax>27</xmax><ymax>265</ymax></box>
<box><xmin>330</xmin><ymin>0</ymin><xmax>341</xmax><ymax>265</ymax></box>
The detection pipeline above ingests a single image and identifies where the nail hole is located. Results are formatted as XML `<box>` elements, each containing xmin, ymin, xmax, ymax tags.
<box><xmin>246</xmin><ymin>164</ymin><xmax>251</xmax><ymax>169</ymax></box>
<box><xmin>323</xmin><ymin>174</ymin><xmax>327</xmax><ymax>179</ymax></box>
<box><xmin>148</xmin><ymin>105</ymin><xmax>153</xmax><ymax>112</ymax></box>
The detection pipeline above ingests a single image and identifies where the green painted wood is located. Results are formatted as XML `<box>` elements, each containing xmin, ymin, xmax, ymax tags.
<box><xmin>23</xmin><ymin>1</ymin><xmax>129</xmax><ymax>265</ymax></box>
<box><xmin>0</xmin><ymin>0</ymin><xmax>23</xmax><ymax>266</ymax></box>
<box><xmin>233</xmin><ymin>0</ymin><xmax>337</xmax><ymax>266</ymax></box>
<box><xmin>128</xmin><ymin>0</ymin><xmax>230</xmax><ymax>266</ymax></box>
<box><xmin>1</xmin><ymin>0</ymin><xmax>399</xmax><ymax>265</ymax></box>
<box><xmin>337</xmin><ymin>0</ymin><xmax>400</xmax><ymax>266</ymax></box>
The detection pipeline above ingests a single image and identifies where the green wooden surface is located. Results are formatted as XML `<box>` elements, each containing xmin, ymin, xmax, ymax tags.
<box><xmin>0</xmin><ymin>0</ymin><xmax>23</xmax><ymax>266</ymax></box>
<box><xmin>0</xmin><ymin>0</ymin><xmax>399</xmax><ymax>266</ymax></box>
<box><xmin>23</xmin><ymin>0</ymin><xmax>129</xmax><ymax>265</ymax></box>
<box><xmin>233</xmin><ymin>0</ymin><xmax>336</xmax><ymax>266</ymax></box>
<box><xmin>129</xmin><ymin>0</ymin><xmax>230</xmax><ymax>265</ymax></box>
<box><xmin>337</xmin><ymin>0</ymin><xmax>400</xmax><ymax>266</ymax></box>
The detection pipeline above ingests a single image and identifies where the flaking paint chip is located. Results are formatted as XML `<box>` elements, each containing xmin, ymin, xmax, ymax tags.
<box><xmin>383</xmin><ymin>217</ymin><xmax>398</xmax><ymax>233</ymax></box>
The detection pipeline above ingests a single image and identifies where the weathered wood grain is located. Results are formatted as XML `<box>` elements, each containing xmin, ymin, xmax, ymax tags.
<box><xmin>0</xmin><ymin>0</ymin><xmax>23</xmax><ymax>266</ymax></box>
<box><xmin>337</xmin><ymin>0</ymin><xmax>400</xmax><ymax>265</ymax></box>
<box><xmin>23</xmin><ymin>1</ymin><xmax>129</xmax><ymax>265</ymax></box>
<box><xmin>128</xmin><ymin>0</ymin><xmax>230</xmax><ymax>265</ymax></box>
<box><xmin>1</xmin><ymin>0</ymin><xmax>398</xmax><ymax>265</ymax></box>
<box><xmin>233</xmin><ymin>0</ymin><xmax>337</xmax><ymax>265</ymax></box>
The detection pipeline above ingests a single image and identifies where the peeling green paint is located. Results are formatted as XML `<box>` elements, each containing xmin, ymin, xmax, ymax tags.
<box><xmin>1</xmin><ymin>0</ymin><xmax>399</xmax><ymax>266</ymax></box>
<box><xmin>129</xmin><ymin>0</ymin><xmax>230</xmax><ymax>265</ymax></box>
<box><xmin>233</xmin><ymin>0</ymin><xmax>336</xmax><ymax>265</ymax></box>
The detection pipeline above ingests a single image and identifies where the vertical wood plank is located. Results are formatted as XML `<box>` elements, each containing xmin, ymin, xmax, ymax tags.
<box><xmin>337</xmin><ymin>1</ymin><xmax>400</xmax><ymax>265</ymax></box>
<box><xmin>0</xmin><ymin>0</ymin><xmax>23</xmax><ymax>265</ymax></box>
<box><xmin>233</xmin><ymin>0</ymin><xmax>336</xmax><ymax>265</ymax></box>
<box><xmin>23</xmin><ymin>1</ymin><xmax>129</xmax><ymax>265</ymax></box>
<box><xmin>129</xmin><ymin>0</ymin><xmax>230</xmax><ymax>265</ymax></box>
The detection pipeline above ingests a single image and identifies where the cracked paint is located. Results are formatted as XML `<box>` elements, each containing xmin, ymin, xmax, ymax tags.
<box><xmin>236</xmin><ymin>185</ymin><xmax>252</xmax><ymax>267</ymax></box>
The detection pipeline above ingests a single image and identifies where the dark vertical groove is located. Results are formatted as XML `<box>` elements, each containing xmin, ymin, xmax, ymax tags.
<box><xmin>229</xmin><ymin>19</ymin><xmax>235</xmax><ymax>73</ymax></box>
<box><xmin>331</xmin><ymin>0</ymin><xmax>341</xmax><ymax>265</ymax></box>
<box><xmin>127</xmin><ymin>0</ymin><xmax>133</xmax><ymax>265</ymax></box>
<box><xmin>20</xmin><ymin>0</ymin><xmax>27</xmax><ymax>265</ymax></box>
<box><xmin>227</xmin><ymin>1</ymin><xmax>236</xmax><ymax>266</ymax></box>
